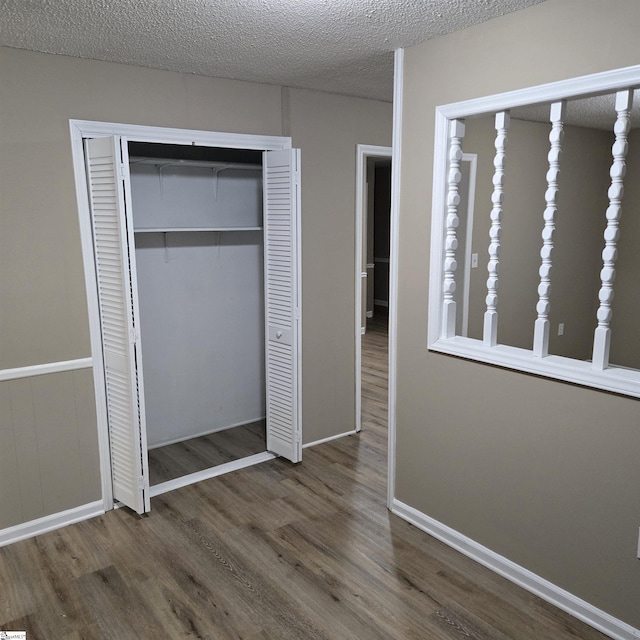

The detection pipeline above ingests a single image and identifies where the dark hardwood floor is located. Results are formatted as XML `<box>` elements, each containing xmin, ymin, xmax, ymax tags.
<box><xmin>148</xmin><ymin>420</ymin><xmax>267</xmax><ymax>485</ymax></box>
<box><xmin>0</xmin><ymin>311</ymin><xmax>608</xmax><ymax>639</ymax></box>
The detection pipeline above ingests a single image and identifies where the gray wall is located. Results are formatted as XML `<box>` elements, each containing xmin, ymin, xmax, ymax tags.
<box><xmin>0</xmin><ymin>47</ymin><xmax>392</xmax><ymax>529</ymax></box>
<box><xmin>0</xmin><ymin>370</ymin><xmax>98</xmax><ymax>529</ymax></box>
<box><xmin>396</xmin><ymin>0</ymin><xmax>640</xmax><ymax>628</ymax></box>
<box><xmin>130</xmin><ymin>164</ymin><xmax>266</xmax><ymax>447</ymax></box>
<box><xmin>287</xmin><ymin>89</ymin><xmax>392</xmax><ymax>438</ymax></box>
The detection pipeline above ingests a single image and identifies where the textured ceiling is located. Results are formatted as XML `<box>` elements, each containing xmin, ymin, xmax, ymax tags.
<box><xmin>0</xmin><ymin>0</ymin><xmax>545</xmax><ymax>101</ymax></box>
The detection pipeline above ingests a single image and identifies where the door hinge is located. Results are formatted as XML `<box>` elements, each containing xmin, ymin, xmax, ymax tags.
<box><xmin>138</xmin><ymin>476</ymin><xmax>144</xmax><ymax>490</ymax></box>
<box><xmin>129</xmin><ymin>328</ymin><xmax>137</xmax><ymax>344</ymax></box>
<box><xmin>294</xmin><ymin>170</ymin><xmax>300</xmax><ymax>186</ymax></box>
<box><xmin>118</xmin><ymin>162</ymin><xmax>126</xmax><ymax>180</ymax></box>
<box><xmin>294</xmin><ymin>307</ymin><xmax>301</xmax><ymax>320</ymax></box>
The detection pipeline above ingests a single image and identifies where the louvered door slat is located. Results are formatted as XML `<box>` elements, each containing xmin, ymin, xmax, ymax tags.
<box><xmin>263</xmin><ymin>149</ymin><xmax>302</xmax><ymax>463</ymax></box>
<box><xmin>85</xmin><ymin>136</ymin><xmax>149</xmax><ymax>514</ymax></box>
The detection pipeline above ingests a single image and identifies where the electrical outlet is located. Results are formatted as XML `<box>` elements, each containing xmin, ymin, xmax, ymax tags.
<box><xmin>471</xmin><ymin>253</ymin><xmax>478</xmax><ymax>268</ymax></box>
<box><xmin>558</xmin><ymin>323</ymin><xmax>564</xmax><ymax>336</ymax></box>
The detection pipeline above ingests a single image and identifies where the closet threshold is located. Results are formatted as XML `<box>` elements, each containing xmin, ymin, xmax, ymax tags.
<box><xmin>134</xmin><ymin>226</ymin><xmax>263</xmax><ymax>233</ymax></box>
<box><xmin>149</xmin><ymin>451</ymin><xmax>276</xmax><ymax>497</ymax></box>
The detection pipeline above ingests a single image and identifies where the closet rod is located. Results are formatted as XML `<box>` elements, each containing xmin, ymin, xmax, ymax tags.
<box><xmin>129</xmin><ymin>157</ymin><xmax>262</xmax><ymax>171</ymax></box>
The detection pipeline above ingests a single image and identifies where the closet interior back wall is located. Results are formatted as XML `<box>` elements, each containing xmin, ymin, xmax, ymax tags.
<box><xmin>129</xmin><ymin>159</ymin><xmax>266</xmax><ymax>449</ymax></box>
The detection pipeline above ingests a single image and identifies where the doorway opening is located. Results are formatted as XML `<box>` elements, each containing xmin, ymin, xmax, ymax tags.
<box><xmin>355</xmin><ymin>145</ymin><xmax>392</xmax><ymax>431</ymax></box>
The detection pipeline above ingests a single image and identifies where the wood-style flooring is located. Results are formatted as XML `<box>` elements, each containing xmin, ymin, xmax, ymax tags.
<box><xmin>148</xmin><ymin>420</ymin><xmax>266</xmax><ymax>485</ymax></box>
<box><xmin>0</xmin><ymin>312</ymin><xmax>609</xmax><ymax>639</ymax></box>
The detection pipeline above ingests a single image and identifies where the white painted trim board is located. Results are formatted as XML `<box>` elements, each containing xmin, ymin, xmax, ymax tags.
<box><xmin>149</xmin><ymin>452</ymin><xmax>276</xmax><ymax>497</ymax></box>
<box><xmin>303</xmin><ymin>429</ymin><xmax>358</xmax><ymax>449</ymax></box>
<box><xmin>0</xmin><ymin>358</ymin><xmax>93</xmax><ymax>382</ymax></box>
<box><xmin>386</xmin><ymin>48</ymin><xmax>403</xmax><ymax>510</ymax></box>
<box><xmin>459</xmin><ymin>153</ymin><xmax>477</xmax><ymax>338</ymax></box>
<box><xmin>0</xmin><ymin>501</ymin><xmax>104</xmax><ymax>548</ymax></box>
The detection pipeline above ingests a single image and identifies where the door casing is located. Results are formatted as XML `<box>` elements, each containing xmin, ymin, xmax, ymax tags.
<box><xmin>355</xmin><ymin>144</ymin><xmax>392</xmax><ymax>432</ymax></box>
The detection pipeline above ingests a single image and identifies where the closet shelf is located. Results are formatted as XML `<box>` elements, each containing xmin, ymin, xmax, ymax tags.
<box><xmin>130</xmin><ymin>158</ymin><xmax>262</xmax><ymax>171</ymax></box>
<box><xmin>134</xmin><ymin>226</ymin><xmax>263</xmax><ymax>233</ymax></box>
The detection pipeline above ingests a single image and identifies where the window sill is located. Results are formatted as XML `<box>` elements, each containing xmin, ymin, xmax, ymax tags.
<box><xmin>429</xmin><ymin>336</ymin><xmax>640</xmax><ymax>399</ymax></box>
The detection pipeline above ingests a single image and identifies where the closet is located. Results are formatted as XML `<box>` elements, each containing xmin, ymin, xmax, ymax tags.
<box><xmin>82</xmin><ymin>131</ymin><xmax>301</xmax><ymax>515</ymax></box>
<box><xmin>129</xmin><ymin>144</ymin><xmax>266</xmax><ymax>485</ymax></box>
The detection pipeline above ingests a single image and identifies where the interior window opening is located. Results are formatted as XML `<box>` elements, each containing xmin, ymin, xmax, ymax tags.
<box><xmin>428</xmin><ymin>68</ymin><xmax>640</xmax><ymax>398</ymax></box>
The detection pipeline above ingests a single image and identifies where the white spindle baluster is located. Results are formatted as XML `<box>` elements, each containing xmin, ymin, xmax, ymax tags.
<box><xmin>592</xmin><ymin>89</ymin><xmax>633</xmax><ymax>370</ymax></box>
<box><xmin>533</xmin><ymin>101</ymin><xmax>566</xmax><ymax>357</ymax></box>
<box><xmin>442</xmin><ymin>119</ymin><xmax>465</xmax><ymax>338</ymax></box>
<box><xmin>483</xmin><ymin>111</ymin><xmax>510</xmax><ymax>346</ymax></box>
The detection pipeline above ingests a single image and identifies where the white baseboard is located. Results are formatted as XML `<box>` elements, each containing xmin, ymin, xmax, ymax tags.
<box><xmin>303</xmin><ymin>429</ymin><xmax>358</xmax><ymax>449</ymax></box>
<box><xmin>391</xmin><ymin>500</ymin><xmax>640</xmax><ymax>640</ymax></box>
<box><xmin>0</xmin><ymin>500</ymin><xmax>104</xmax><ymax>548</ymax></box>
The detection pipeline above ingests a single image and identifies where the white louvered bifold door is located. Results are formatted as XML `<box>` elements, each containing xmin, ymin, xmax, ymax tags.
<box><xmin>263</xmin><ymin>149</ymin><xmax>302</xmax><ymax>463</ymax></box>
<box><xmin>85</xmin><ymin>136</ymin><xmax>150</xmax><ymax>514</ymax></box>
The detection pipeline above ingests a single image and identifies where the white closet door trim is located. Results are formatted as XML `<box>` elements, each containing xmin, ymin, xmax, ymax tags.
<box><xmin>71</xmin><ymin>120</ymin><xmax>295</xmax><ymax>512</ymax></box>
<box><xmin>71</xmin><ymin>120</ymin><xmax>292</xmax><ymax>151</ymax></box>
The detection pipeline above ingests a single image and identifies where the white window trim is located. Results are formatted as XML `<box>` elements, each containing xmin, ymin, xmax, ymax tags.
<box><xmin>428</xmin><ymin>64</ymin><xmax>640</xmax><ymax>399</ymax></box>
<box><xmin>459</xmin><ymin>153</ymin><xmax>477</xmax><ymax>338</ymax></box>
